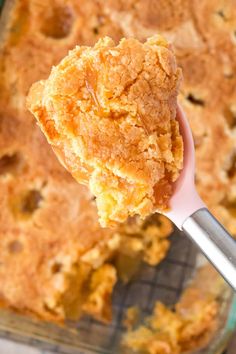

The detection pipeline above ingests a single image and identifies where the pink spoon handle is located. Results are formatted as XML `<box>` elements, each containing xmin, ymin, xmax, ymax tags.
<box><xmin>164</xmin><ymin>105</ymin><xmax>236</xmax><ymax>291</ymax></box>
<box><xmin>166</xmin><ymin>105</ymin><xmax>205</xmax><ymax>229</ymax></box>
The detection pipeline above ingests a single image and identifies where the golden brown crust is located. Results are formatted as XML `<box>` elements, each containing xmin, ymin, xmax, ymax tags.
<box><xmin>27</xmin><ymin>35</ymin><xmax>183</xmax><ymax>227</ymax></box>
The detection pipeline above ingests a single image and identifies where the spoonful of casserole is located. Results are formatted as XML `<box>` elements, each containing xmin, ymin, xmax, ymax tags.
<box><xmin>27</xmin><ymin>35</ymin><xmax>183</xmax><ymax>227</ymax></box>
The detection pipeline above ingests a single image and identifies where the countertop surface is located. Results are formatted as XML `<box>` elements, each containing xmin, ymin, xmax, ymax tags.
<box><xmin>0</xmin><ymin>338</ymin><xmax>50</xmax><ymax>354</ymax></box>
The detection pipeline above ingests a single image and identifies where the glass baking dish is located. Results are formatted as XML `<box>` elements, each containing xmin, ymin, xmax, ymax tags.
<box><xmin>0</xmin><ymin>1</ymin><xmax>236</xmax><ymax>353</ymax></box>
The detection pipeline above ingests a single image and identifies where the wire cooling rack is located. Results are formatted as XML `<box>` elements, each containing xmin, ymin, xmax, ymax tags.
<box><xmin>75</xmin><ymin>230</ymin><xmax>197</xmax><ymax>352</ymax></box>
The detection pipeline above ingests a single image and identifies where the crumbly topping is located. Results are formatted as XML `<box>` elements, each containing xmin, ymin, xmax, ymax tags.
<box><xmin>116</xmin><ymin>214</ymin><xmax>172</xmax><ymax>272</ymax></box>
<box><xmin>27</xmin><ymin>35</ymin><xmax>183</xmax><ymax>227</ymax></box>
<box><xmin>82</xmin><ymin>264</ymin><xmax>117</xmax><ymax>322</ymax></box>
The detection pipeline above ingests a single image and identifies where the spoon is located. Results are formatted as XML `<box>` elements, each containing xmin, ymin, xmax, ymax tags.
<box><xmin>164</xmin><ymin>105</ymin><xmax>236</xmax><ymax>291</ymax></box>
